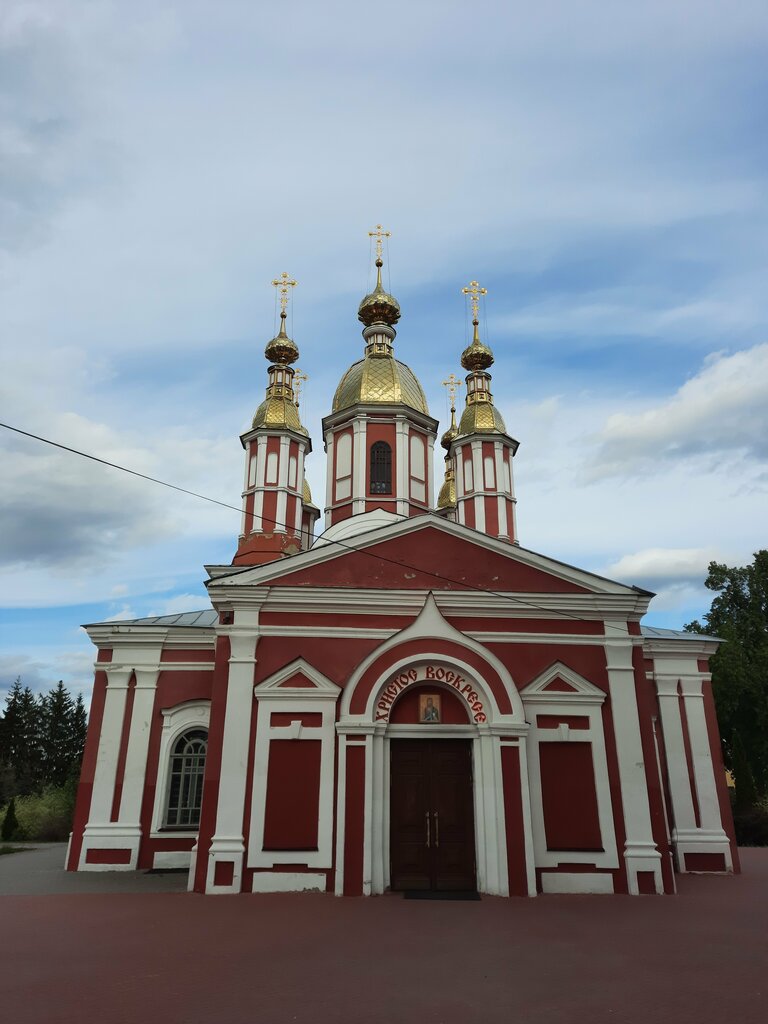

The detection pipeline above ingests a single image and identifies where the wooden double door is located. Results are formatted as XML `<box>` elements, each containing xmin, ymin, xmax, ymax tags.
<box><xmin>390</xmin><ymin>739</ymin><xmax>477</xmax><ymax>892</ymax></box>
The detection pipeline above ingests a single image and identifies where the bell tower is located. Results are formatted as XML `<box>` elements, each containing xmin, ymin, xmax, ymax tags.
<box><xmin>322</xmin><ymin>226</ymin><xmax>438</xmax><ymax>528</ymax></box>
<box><xmin>233</xmin><ymin>273</ymin><xmax>319</xmax><ymax>565</ymax></box>
<box><xmin>446</xmin><ymin>281</ymin><xmax>519</xmax><ymax>542</ymax></box>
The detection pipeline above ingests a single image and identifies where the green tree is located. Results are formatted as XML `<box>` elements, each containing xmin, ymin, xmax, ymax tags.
<box><xmin>1</xmin><ymin>797</ymin><xmax>19</xmax><ymax>841</ymax></box>
<box><xmin>40</xmin><ymin>682</ymin><xmax>77</xmax><ymax>788</ymax></box>
<box><xmin>686</xmin><ymin>550</ymin><xmax>768</xmax><ymax>795</ymax></box>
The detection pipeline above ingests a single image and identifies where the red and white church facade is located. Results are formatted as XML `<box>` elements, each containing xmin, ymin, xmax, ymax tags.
<box><xmin>67</xmin><ymin>246</ymin><xmax>738</xmax><ymax>896</ymax></box>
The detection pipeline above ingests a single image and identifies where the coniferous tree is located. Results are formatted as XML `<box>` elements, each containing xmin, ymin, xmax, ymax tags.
<box><xmin>1</xmin><ymin>797</ymin><xmax>19</xmax><ymax>841</ymax></box>
<box><xmin>71</xmin><ymin>693</ymin><xmax>88</xmax><ymax>769</ymax></box>
<box><xmin>40</xmin><ymin>681</ymin><xmax>77</xmax><ymax>787</ymax></box>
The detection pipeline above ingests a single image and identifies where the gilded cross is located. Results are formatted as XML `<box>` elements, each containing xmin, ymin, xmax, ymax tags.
<box><xmin>271</xmin><ymin>272</ymin><xmax>297</xmax><ymax>313</ymax></box>
<box><xmin>368</xmin><ymin>224</ymin><xmax>391</xmax><ymax>261</ymax></box>
<box><xmin>441</xmin><ymin>373</ymin><xmax>463</xmax><ymax>411</ymax></box>
<box><xmin>462</xmin><ymin>280</ymin><xmax>487</xmax><ymax>321</ymax></box>
<box><xmin>294</xmin><ymin>368</ymin><xmax>308</xmax><ymax>407</ymax></box>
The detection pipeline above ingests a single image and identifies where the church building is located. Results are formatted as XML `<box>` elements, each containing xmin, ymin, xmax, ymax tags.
<box><xmin>67</xmin><ymin>230</ymin><xmax>739</xmax><ymax>896</ymax></box>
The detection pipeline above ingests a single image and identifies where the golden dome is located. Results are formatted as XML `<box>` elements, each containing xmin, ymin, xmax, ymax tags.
<box><xmin>265</xmin><ymin>312</ymin><xmax>299</xmax><ymax>365</ymax></box>
<box><xmin>440</xmin><ymin>406</ymin><xmax>458</xmax><ymax>450</ymax></box>
<box><xmin>458</xmin><ymin>400</ymin><xmax>506</xmax><ymax>435</ymax></box>
<box><xmin>252</xmin><ymin>394</ymin><xmax>307</xmax><ymax>433</ymax></box>
<box><xmin>302</xmin><ymin>476</ymin><xmax>315</xmax><ymax>504</ymax></box>
<box><xmin>332</xmin><ymin>357</ymin><xmax>429</xmax><ymax>414</ymax></box>
<box><xmin>437</xmin><ymin>465</ymin><xmax>457</xmax><ymax>510</ymax></box>
<box><xmin>461</xmin><ymin>322</ymin><xmax>494</xmax><ymax>372</ymax></box>
<box><xmin>358</xmin><ymin>259</ymin><xmax>401</xmax><ymax>327</ymax></box>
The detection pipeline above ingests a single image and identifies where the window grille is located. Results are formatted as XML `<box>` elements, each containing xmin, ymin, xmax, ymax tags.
<box><xmin>370</xmin><ymin>441</ymin><xmax>392</xmax><ymax>494</ymax></box>
<box><xmin>165</xmin><ymin>728</ymin><xmax>208</xmax><ymax>828</ymax></box>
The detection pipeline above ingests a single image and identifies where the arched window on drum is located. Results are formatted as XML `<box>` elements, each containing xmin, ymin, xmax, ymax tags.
<box><xmin>165</xmin><ymin>729</ymin><xmax>208</xmax><ymax>828</ymax></box>
<box><xmin>370</xmin><ymin>441</ymin><xmax>392</xmax><ymax>495</ymax></box>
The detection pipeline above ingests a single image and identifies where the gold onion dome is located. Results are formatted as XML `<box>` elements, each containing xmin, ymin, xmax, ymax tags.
<box><xmin>302</xmin><ymin>476</ymin><xmax>315</xmax><ymax>504</ymax></box>
<box><xmin>458</xmin><ymin>400</ymin><xmax>507</xmax><ymax>435</ymax></box>
<box><xmin>264</xmin><ymin>311</ymin><xmax>299</xmax><ymax>365</ymax></box>
<box><xmin>358</xmin><ymin>259</ymin><xmax>401</xmax><ymax>327</ymax></box>
<box><xmin>332</xmin><ymin>358</ymin><xmax>429</xmax><ymax>414</ymax></box>
<box><xmin>251</xmin><ymin>394</ymin><xmax>307</xmax><ymax>433</ymax></box>
<box><xmin>437</xmin><ymin>472</ymin><xmax>457</xmax><ymax>510</ymax></box>
<box><xmin>440</xmin><ymin>406</ymin><xmax>458</xmax><ymax>450</ymax></box>
<box><xmin>461</xmin><ymin>320</ymin><xmax>494</xmax><ymax>372</ymax></box>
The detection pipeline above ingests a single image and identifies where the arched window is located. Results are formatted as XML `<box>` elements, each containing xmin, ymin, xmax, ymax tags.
<box><xmin>165</xmin><ymin>728</ymin><xmax>208</xmax><ymax>828</ymax></box>
<box><xmin>370</xmin><ymin>441</ymin><xmax>392</xmax><ymax>494</ymax></box>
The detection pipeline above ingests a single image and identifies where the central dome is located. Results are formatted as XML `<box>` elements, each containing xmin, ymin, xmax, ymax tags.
<box><xmin>332</xmin><ymin>357</ymin><xmax>429</xmax><ymax>414</ymax></box>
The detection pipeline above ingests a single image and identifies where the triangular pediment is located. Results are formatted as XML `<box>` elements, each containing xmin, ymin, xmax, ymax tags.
<box><xmin>254</xmin><ymin>658</ymin><xmax>341</xmax><ymax>700</ymax></box>
<box><xmin>207</xmin><ymin>514</ymin><xmax>645</xmax><ymax>599</ymax></box>
<box><xmin>521</xmin><ymin>662</ymin><xmax>606</xmax><ymax>704</ymax></box>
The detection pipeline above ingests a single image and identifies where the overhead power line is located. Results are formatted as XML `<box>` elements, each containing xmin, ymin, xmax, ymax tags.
<box><xmin>0</xmin><ymin>420</ymin><xmax>631</xmax><ymax>625</ymax></box>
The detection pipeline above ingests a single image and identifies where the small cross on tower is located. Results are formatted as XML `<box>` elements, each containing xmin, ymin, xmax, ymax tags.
<box><xmin>294</xmin><ymin>368</ymin><xmax>308</xmax><ymax>408</ymax></box>
<box><xmin>368</xmin><ymin>224</ymin><xmax>391</xmax><ymax>262</ymax></box>
<box><xmin>441</xmin><ymin>373</ymin><xmax>463</xmax><ymax>411</ymax></box>
<box><xmin>272</xmin><ymin>272</ymin><xmax>297</xmax><ymax>313</ymax></box>
<box><xmin>462</xmin><ymin>280</ymin><xmax>487</xmax><ymax>323</ymax></box>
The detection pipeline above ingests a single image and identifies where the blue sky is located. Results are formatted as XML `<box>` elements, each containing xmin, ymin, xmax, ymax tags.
<box><xmin>1</xmin><ymin>0</ymin><xmax>767</xmax><ymax>701</ymax></box>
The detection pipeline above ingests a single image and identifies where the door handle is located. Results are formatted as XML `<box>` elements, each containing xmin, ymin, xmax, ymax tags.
<box><xmin>425</xmin><ymin>811</ymin><xmax>431</xmax><ymax>848</ymax></box>
<box><xmin>433</xmin><ymin>811</ymin><xmax>439</xmax><ymax>847</ymax></box>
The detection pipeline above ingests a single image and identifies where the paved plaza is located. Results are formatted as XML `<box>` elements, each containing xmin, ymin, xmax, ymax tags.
<box><xmin>1</xmin><ymin>845</ymin><xmax>766</xmax><ymax>1024</ymax></box>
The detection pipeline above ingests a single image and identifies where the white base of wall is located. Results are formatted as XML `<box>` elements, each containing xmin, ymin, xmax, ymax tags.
<box><xmin>673</xmin><ymin>827</ymin><xmax>733</xmax><ymax>872</ymax></box>
<box><xmin>153</xmin><ymin>850</ymin><xmax>192</xmax><ymax>869</ymax></box>
<box><xmin>79</xmin><ymin>823</ymin><xmax>141</xmax><ymax>871</ymax></box>
<box><xmin>541</xmin><ymin>872</ymin><xmax>614</xmax><ymax>894</ymax></box>
<box><xmin>251</xmin><ymin>872</ymin><xmax>326</xmax><ymax>893</ymax></box>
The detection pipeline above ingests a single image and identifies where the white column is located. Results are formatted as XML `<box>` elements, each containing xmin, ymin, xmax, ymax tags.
<box><xmin>395</xmin><ymin>419</ymin><xmax>408</xmax><ymax>515</ymax></box>
<box><xmin>117</xmin><ymin>668</ymin><xmax>160</xmax><ymax>828</ymax></box>
<box><xmin>656</xmin><ymin>676</ymin><xmax>698</xmax><ymax>840</ymax></box>
<box><xmin>87</xmin><ymin>667</ymin><xmax>132</xmax><ymax>824</ymax></box>
<box><xmin>426</xmin><ymin>433</ymin><xmax>436</xmax><ymax>507</ymax></box>
<box><xmin>324</xmin><ymin>431</ymin><xmax>335</xmax><ymax>528</ymax></box>
<box><xmin>680</xmin><ymin>679</ymin><xmax>721</xmax><ymax>828</ymax></box>
<box><xmin>604</xmin><ymin>622</ymin><xmax>663</xmax><ymax>894</ymax></box>
<box><xmin>206</xmin><ymin>612</ymin><xmax>260</xmax><ymax>893</ymax></box>
<box><xmin>352</xmin><ymin>418</ymin><xmax>366</xmax><ymax>515</ymax></box>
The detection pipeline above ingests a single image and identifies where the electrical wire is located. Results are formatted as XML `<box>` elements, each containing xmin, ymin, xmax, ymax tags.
<box><xmin>0</xmin><ymin>420</ymin><xmax>639</xmax><ymax>623</ymax></box>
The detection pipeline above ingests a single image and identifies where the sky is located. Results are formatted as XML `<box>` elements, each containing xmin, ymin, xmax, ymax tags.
<box><xmin>1</xmin><ymin>0</ymin><xmax>767</xmax><ymax>703</ymax></box>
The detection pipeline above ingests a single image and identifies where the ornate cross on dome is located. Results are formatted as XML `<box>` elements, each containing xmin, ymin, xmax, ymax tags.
<box><xmin>294</xmin><ymin>368</ymin><xmax>308</xmax><ymax>408</ymax></box>
<box><xmin>442</xmin><ymin>373</ymin><xmax>463</xmax><ymax>410</ymax></box>
<box><xmin>462</xmin><ymin>280</ymin><xmax>487</xmax><ymax>322</ymax></box>
<box><xmin>272</xmin><ymin>272</ymin><xmax>297</xmax><ymax>313</ymax></box>
<box><xmin>368</xmin><ymin>224</ymin><xmax>391</xmax><ymax>261</ymax></box>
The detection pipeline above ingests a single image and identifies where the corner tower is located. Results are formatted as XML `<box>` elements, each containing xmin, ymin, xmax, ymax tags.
<box><xmin>447</xmin><ymin>280</ymin><xmax>519</xmax><ymax>542</ymax></box>
<box><xmin>322</xmin><ymin>226</ymin><xmax>438</xmax><ymax>527</ymax></box>
<box><xmin>233</xmin><ymin>273</ymin><xmax>318</xmax><ymax>565</ymax></box>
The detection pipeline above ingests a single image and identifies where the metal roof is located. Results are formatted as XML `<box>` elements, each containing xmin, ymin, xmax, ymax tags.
<box><xmin>84</xmin><ymin>609</ymin><xmax>218</xmax><ymax>628</ymax></box>
<box><xmin>640</xmin><ymin>625</ymin><xmax>720</xmax><ymax>641</ymax></box>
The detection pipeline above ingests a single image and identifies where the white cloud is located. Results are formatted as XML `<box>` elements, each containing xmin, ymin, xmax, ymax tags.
<box><xmin>589</xmin><ymin>344</ymin><xmax>768</xmax><ymax>478</ymax></box>
<box><xmin>605</xmin><ymin>547</ymin><xmax>720</xmax><ymax>584</ymax></box>
<box><xmin>149</xmin><ymin>593</ymin><xmax>209</xmax><ymax>617</ymax></box>
<box><xmin>102</xmin><ymin>604</ymin><xmax>137</xmax><ymax>622</ymax></box>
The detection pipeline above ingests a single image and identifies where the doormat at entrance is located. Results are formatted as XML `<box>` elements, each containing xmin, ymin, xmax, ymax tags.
<box><xmin>404</xmin><ymin>891</ymin><xmax>481</xmax><ymax>901</ymax></box>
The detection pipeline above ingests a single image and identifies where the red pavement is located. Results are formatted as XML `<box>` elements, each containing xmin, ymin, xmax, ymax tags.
<box><xmin>2</xmin><ymin>850</ymin><xmax>767</xmax><ymax>1024</ymax></box>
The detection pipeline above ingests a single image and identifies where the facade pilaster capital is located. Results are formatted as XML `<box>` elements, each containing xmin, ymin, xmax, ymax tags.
<box><xmin>655</xmin><ymin>675</ymin><xmax>681</xmax><ymax>698</ymax></box>
<box><xmin>228</xmin><ymin>631</ymin><xmax>259</xmax><ymax>664</ymax></box>
<box><xmin>679</xmin><ymin>676</ymin><xmax>704</xmax><ymax>699</ymax></box>
<box><xmin>133</xmin><ymin>667</ymin><xmax>161</xmax><ymax>690</ymax></box>
<box><xmin>104</xmin><ymin>666</ymin><xmax>133</xmax><ymax>689</ymax></box>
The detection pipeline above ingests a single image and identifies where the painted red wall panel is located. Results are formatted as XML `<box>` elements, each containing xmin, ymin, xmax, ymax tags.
<box><xmin>270</xmin><ymin>712</ymin><xmax>323</xmax><ymax>727</ymax></box>
<box><xmin>701</xmin><ymin>679</ymin><xmax>740</xmax><ymax>873</ymax></box>
<box><xmin>343</xmin><ymin>745</ymin><xmax>366</xmax><ymax>896</ymax></box>
<box><xmin>684</xmin><ymin>852</ymin><xmax>726</xmax><ymax>872</ymax></box>
<box><xmin>262</xmin><ymin>740</ymin><xmax>322</xmax><ymax>850</ymax></box>
<box><xmin>270</xmin><ymin>528</ymin><xmax>591</xmax><ymax>593</ymax></box>
<box><xmin>539</xmin><ymin>742</ymin><xmax>603</xmax><ymax>852</ymax></box>
<box><xmin>501</xmin><ymin>746</ymin><xmax>529</xmax><ymax>896</ymax></box>
<box><xmin>536</xmin><ymin>715</ymin><xmax>590</xmax><ymax>730</ymax></box>
<box><xmin>85</xmin><ymin>848</ymin><xmax>131</xmax><ymax>865</ymax></box>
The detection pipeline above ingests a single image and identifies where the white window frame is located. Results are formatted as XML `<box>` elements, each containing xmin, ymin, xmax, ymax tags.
<box><xmin>150</xmin><ymin>700</ymin><xmax>211</xmax><ymax>838</ymax></box>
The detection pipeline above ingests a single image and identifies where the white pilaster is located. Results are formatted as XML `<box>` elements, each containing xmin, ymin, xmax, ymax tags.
<box><xmin>324</xmin><ymin>431</ymin><xmax>335</xmax><ymax>528</ymax></box>
<box><xmin>604</xmin><ymin>621</ymin><xmax>663</xmax><ymax>894</ymax></box>
<box><xmin>656</xmin><ymin>677</ymin><xmax>698</xmax><ymax>844</ymax></box>
<box><xmin>87</xmin><ymin>667</ymin><xmax>132</xmax><ymax>825</ymax></box>
<box><xmin>206</xmin><ymin>608</ymin><xmax>260</xmax><ymax>893</ymax></box>
<box><xmin>117</xmin><ymin>667</ymin><xmax>160</xmax><ymax>828</ymax></box>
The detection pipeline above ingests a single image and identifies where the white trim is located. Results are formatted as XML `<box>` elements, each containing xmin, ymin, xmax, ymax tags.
<box><xmin>251</xmin><ymin>872</ymin><xmax>326</xmax><ymax>893</ymax></box>
<box><xmin>541</xmin><ymin>872</ymin><xmax>614</xmax><ymax>894</ymax></box>
<box><xmin>153</xmin><ymin>850</ymin><xmax>192</xmax><ymax>869</ymax></box>
<box><xmin>522</xmin><ymin>662</ymin><xmax>619</xmax><ymax>873</ymax></box>
<box><xmin>247</xmin><ymin>659</ymin><xmax>340</xmax><ymax>870</ymax></box>
<box><xmin>150</xmin><ymin>699</ymin><xmax>211</xmax><ymax>835</ymax></box>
